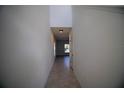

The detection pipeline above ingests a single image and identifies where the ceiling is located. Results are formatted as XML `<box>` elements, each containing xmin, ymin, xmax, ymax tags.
<box><xmin>51</xmin><ymin>27</ymin><xmax>72</xmax><ymax>40</ymax></box>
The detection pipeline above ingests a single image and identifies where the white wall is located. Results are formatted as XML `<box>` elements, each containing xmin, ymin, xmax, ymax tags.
<box><xmin>0</xmin><ymin>6</ymin><xmax>54</xmax><ymax>88</ymax></box>
<box><xmin>72</xmin><ymin>6</ymin><xmax>124</xmax><ymax>88</ymax></box>
<box><xmin>50</xmin><ymin>5</ymin><xmax>72</xmax><ymax>27</ymax></box>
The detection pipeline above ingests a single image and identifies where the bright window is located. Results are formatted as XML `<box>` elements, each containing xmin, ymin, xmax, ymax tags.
<box><xmin>64</xmin><ymin>44</ymin><xmax>70</xmax><ymax>53</ymax></box>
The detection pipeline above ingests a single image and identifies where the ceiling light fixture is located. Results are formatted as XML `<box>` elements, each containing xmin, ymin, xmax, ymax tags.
<box><xmin>59</xmin><ymin>29</ymin><xmax>63</xmax><ymax>33</ymax></box>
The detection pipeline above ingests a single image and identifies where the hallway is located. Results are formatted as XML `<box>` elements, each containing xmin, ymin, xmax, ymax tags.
<box><xmin>45</xmin><ymin>56</ymin><xmax>81</xmax><ymax>88</ymax></box>
<box><xmin>0</xmin><ymin>5</ymin><xmax>124</xmax><ymax>88</ymax></box>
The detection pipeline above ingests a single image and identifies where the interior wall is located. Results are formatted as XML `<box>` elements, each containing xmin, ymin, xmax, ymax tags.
<box><xmin>50</xmin><ymin>5</ymin><xmax>72</xmax><ymax>27</ymax></box>
<box><xmin>56</xmin><ymin>40</ymin><xmax>69</xmax><ymax>56</ymax></box>
<box><xmin>72</xmin><ymin>6</ymin><xmax>124</xmax><ymax>88</ymax></box>
<box><xmin>0</xmin><ymin>6</ymin><xmax>54</xmax><ymax>88</ymax></box>
<box><xmin>51</xmin><ymin>31</ymin><xmax>56</xmax><ymax>57</ymax></box>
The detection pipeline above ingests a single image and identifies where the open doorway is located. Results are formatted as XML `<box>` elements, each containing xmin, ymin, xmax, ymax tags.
<box><xmin>64</xmin><ymin>44</ymin><xmax>70</xmax><ymax>53</ymax></box>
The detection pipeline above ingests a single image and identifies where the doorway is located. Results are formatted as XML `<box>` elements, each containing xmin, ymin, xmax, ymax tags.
<box><xmin>64</xmin><ymin>44</ymin><xmax>70</xmax><ymax>53</ymax></box>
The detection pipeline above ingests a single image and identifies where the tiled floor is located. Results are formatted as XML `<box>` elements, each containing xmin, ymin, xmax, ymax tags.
<box><xmin>45</xmin><ymin>56</ymin><xmax>81</xmax><ymax>88</ymax></box>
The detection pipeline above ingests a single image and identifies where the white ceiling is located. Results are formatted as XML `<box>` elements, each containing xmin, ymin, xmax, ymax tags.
<box><xmin>51</xmin><ymin>27</ymin><xmax>72</xmax><ymax>40</ymax></box>
<box><xmin>50</xmin><ymin>6</ymin><xmax>72</xmax><ymax>27</ymax></box>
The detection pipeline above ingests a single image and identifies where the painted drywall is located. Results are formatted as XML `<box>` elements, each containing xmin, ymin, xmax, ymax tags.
<box><xmin>51</xmin><ymin>31</ymin><xmax>56</xmax><ymax>57</ymax></box>
<box><xmin>56</xmin><ymin>40</ymin><xmax>69</xmax><ymax>56</ymax></box>
<box><xmin>72</xmin><ymin>6</ymin><xmax>124</xmax><ymax>88</ymax></box>
<box><xmin>0</xmin><ymin>6</ymin><xmax>54</xmax><ymax>88</ymax></box>
<box><xmin>50</xmin><ymin>5</ymin><xmax>72</xmax><ymax>27</ymax></box>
